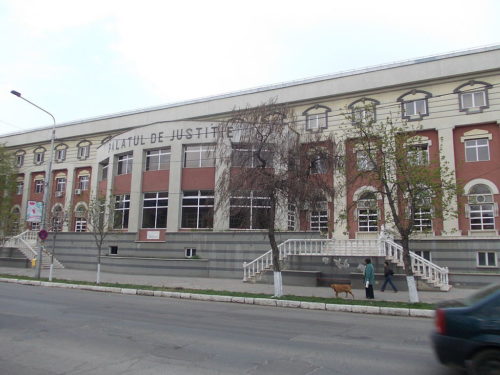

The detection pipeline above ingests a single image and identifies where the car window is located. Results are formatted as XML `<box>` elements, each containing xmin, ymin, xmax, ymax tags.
<box><xmin>475</xmin><ymin>294</ymin><xmax>500</xmax><ymax>318</ymax></box>
<box><xmin>462</xmin><ymin>284</ymin><xmax>500</xmax><ymax>306</ymax></box>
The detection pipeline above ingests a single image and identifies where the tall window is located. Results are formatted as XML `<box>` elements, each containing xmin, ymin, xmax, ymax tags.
<box><xmin>51</xmin><ymin>206</ymin><xmax>64</xmax><ymax>232</ymax></box>
<box><xmin>230</xmin><ymin>191</ymin><xmax>270</xmax><ymax>229</ymax></box>
<box><xmin>288</xmin><ymin>204</ymin><xmax>296</xmax><ymax>231</ymax></box>
<box><xmin>310</xmin><ymin>202</ymin><xmax>328</xmax><ymax>232</ymax></box>
<box><xmin>78</xmin><ymin>175</ymin><xmax>90</xmax><ymax>191</ymax></box>
<box><xmin>408</xmin><ymin>144</ymin><xmax>429</xmax><ymax>166</ymax></box>
<box><xmin>145</xmin><ymin>148</ymin><xmax>171</xmax><ymax>171</ymax></box>
<box><xmin>413</xmin><ymin>207</ymin><xmax>432</xmax><ymax>232</ymax></box>
<box><xmin>468</xmin><ymin>184</ymin><xmax>495</xmax><ymax>231</ymax></box>
<box><xmin>77</xmin><ymin>141</ymin><xmax>91</xmax><ymax>160</ymax></box>
<box><xmin>232</xmin><ymin>145</ymin><xmax>273</xmax><ymax>168</ymax></box>
<box><xmin>181</xmin><ymin>190</ymin><xmax>214</xmax><ymax>229</ymax></box>
<box><xmin>55</xmin><ymin>177</ymin><xmax>66</xmax><ymax>192</ymax></box>
<box><xmin>113</xmin><ymin>194</ymin><xmax>130</xmax><ymax>229</ymax></box>
<box><xmin>100</xmin><ymin>161</ymin><xmax>109</xmax><ymax>181</ymax></box>
<box><xmin>74</xmin><ymin>206</ymin><xmax>87</xmax><ymax>232</ymax></box>
<box><xmin>142</xmin><ymin>192</ymin><xmax>168</xmax><ymax>228</ymax></box>
<box><xmin>303</xmin><ymin>104</ymin><xmax>331</xmax><ymax>131</ymax></box>
<box><xmin>356</xmin><ymin>150</ymin><xmax>375</xmax><ymax>171</ymax></box>
<box><xmin>357</xmin><ymin>192</ymin><xmax>378</xmax><ymax>232</ymax></box>
<box><xmin>309</xmin><ymin>154</ymin><xmax>327</xmax><ymax>174</ymax></box>
<box><xmin>117</xmin><ymin>153</ymin><xmax>133</xmax><ymax>175</ymax></box>
<box><xmin>184</xmin><ymin>145</ymin><xmax>215</xmax><ymax>168</ymax></box>
<box><xmin>34</xmin><ymin>179</ymin><xmax>44</xmax><ymax>194</ymax></box>
<box><xmin>16</xmin><ymin>181</ymin><xmax>24</xmax><ymax>195</ymax></box>
<box><xmin>465</xmin><ymin>139</ymin><xmax>489</xmax><ymax>162</ymax></box>
<box><xmin>55</xmin><ymin>144</ymin><xmax>67</xmax><ymax>162</ymax></box>
<box><xmin>15</xmin><ymin>151</ymin><xmax>25</xmax><ymax>167</ymax></box>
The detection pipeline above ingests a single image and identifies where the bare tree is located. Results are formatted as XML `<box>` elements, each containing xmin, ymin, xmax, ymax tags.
<box><xmin>0</xmin><ymin>145</ymin><xmax>17</xmax><ymax>244</ymax></box>
<box><xmin>342</xmin><ymin>104</ymin><xmax>460</xmax><ymax>302</ymax></box>
<box><xmin>217</xmin><ymin>99</ymin><xmax>342</xmax><ymax>297</ymax></box>
<box><xmin>85</xmin><ymin>195</ymin><xmax>115</xmax><ymax>284</ymax></box>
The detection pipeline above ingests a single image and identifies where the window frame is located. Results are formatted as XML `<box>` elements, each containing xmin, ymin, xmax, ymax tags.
<box><xmin>113</xmin><ymin>194</ymin><xmax>131</xmax><ymax>230</ymax></box>
<box><xmin>454</xmin><ymin>80</ymin><xmax>492</xmax><ymax>114</ymax></box>
<box><xmin>232</xmin><ymin>144</ymin><xmax>274</xmax><ymax>168</ymax></box>
<box><xmin>229</xmin><ymin>191</ymin><xmax>271</xmax><ymax>230</ymax></box>
<box><xmin>465</xmin><ymin>138</ymin><xmax>490</xmax><ymax>162</ymax></box>
<box><xmin>145</xmin><ymin>148</ymin><xmax>171</xmax><ymax>171</ymax></box>
<box><xmin>184</xmin><ymin>144</ymin><xmax>215</xmax><ymax>168</ymax></box>
<box><xmin>34</xmin><ymin>179</ymin><xmax>44</xmax><ymax>194</ymax></box>
<box><xmin>476</xmin><ymin>251</ymin><xmax>497</xmax><ymax>268</ymax></box>
<box><xmin>78</xmin><ymin>175</ymin><xmax>90</xmax><ymax>191</ymax></box>
<box><xmin>141</xmin><ymin>192</ymin><xmax>168</xmax><ymax>229</ymax></box>
<box><xmin>55</xmin><ymin>177</ymin><xmax>66</xmax><ymax>193</ymax></box>
<box><xmin>310</xmin><ymin>203</ymin><xmax>328</xmax><ymax>232</ymax></box>
<box><xmin>181</xmin><ymin>190</ymin><xmax>214</xmax><ymax>229</ymax></box>
<box><xmin>117</xmin><ymin>153</ymin><xmax>133</xmax><ymax>175</ymax></box>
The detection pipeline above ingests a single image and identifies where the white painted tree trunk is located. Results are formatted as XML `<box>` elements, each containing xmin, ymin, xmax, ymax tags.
<box><xmin>406</xmin><ymin>276</ymin><xmax>419</xmax><ymax>303</ymax></box>
<box><xmin>96</xmin><ymin>263</ymin><xmax>101</xmax><ymax>285</ymax></box>
<box><xmin>273</xmin><ymin>271</ymin><xmax>283</xmax><ymax>297</ymax></box>
<box><xmin>48</xmin><ymin>263</ymin><xmax>54</xmax><ymax>281</ymax></box>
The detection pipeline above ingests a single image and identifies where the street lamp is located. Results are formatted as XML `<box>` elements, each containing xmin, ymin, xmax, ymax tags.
<box><xmin>11</xmin><ymin>90</ymin><xmax>56</xmax><ymax>279</ymax></box>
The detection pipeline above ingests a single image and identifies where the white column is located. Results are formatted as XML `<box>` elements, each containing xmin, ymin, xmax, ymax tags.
<box><xmin>438</xmin><ymin>127</ymin><xmax>459</xmax><ymax>235</ymax></box>
<box><xmin>63</xmin><ymin>167</ymin><xmax>75</xmax><ymax>231</ymax></box>
<box><xmin>214</xmin><ymin>142</ymin><xmax>229</xmax><ymax>230</ymax></box>
<box><xmin>167</xmin><ymin>143</ymin><xmax>183</xmax><ymax>232</ymax></box>
<box><xmin>333</xmin><ymin>161</ymin><xmax>348</xmax><ymax>239</ymax></box>
<box><xmin>127</xmin><ymin>150</ymin><xmax>144</xmax><ymax>232</ymax></box>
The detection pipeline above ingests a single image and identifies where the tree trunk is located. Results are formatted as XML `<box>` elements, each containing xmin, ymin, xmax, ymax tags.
<box><xmin>401</xmin><ymin>235</ymin><xmax>419</xmax><ymax>303</ymax></box>
<box><xmin>268</xmin><ymin>200</ymin><xmax>283</xmax><ymax>297</ymax></box>
<box><xmin>96</xmin><ymin>246</ymin><xmax>102</xmax><ymax>285</ymax></box>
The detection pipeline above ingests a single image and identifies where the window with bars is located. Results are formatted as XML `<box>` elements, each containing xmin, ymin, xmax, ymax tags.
<box><xmin>181</xmin><ymin>190</ymin><xmax>214</xmax><ymax>229</ymax></box>
<box><xmin>113</xmin><ymin>194</ymin><xmax>131</xmax><ymax>229</ymax></box>
<box><xmin>142</xmin><ymin>192</ymin><xmax>168</xmax><ymax>229</ymax></box>
<box><xmin>117</xmin><ymin>153</ymin><xmax>133</xmax><ymax>175</ymax></box>
<box><xmin>184</xmin><ymin>145</ymin><xmax>215</xmax><ymax>168</ymax></box>
<box><xmin>145</xmin><ymin>148</ymin><xmax>171</xmax><ymax>171</ymax></box>
<box><xmin>229</xmin><ymin>191</ymin><xmax>270</xmax><ymax>229</ymax></box>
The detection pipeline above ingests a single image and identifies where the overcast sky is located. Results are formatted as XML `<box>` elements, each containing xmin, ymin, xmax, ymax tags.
<box><xmin>1</xmin><ymin>0</ymin><xmax>499</xmax><ymax>136</ymax></box>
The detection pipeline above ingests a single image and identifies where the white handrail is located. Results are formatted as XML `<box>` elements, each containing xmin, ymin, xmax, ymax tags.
<box><xmin>243</xmin><ymin>236</ymin><xmax>450</xmax><ymax>289</ymax></box>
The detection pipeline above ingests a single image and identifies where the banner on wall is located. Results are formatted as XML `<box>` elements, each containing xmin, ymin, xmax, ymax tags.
<box><xmin>26</xmin><ymin>201</ymin><xmax>43</xmax><ymax>222</ymax></box>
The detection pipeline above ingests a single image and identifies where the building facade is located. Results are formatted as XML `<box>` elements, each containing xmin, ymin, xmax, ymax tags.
<box><xmin>3</xmin><ymin>46</ymin><xmax>500</xmax><ymax>282</ymax></box>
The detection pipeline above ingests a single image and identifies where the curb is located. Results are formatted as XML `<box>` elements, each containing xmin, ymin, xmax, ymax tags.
<box><xmin>0</xmin><ymin>277</ymin><xmax>435</xmax><ymax>318</ymax></box>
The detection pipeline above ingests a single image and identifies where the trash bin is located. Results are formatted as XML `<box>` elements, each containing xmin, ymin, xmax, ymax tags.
<box><xmin>31</xmin><ymin>258</ymin><xmax>36</xmax><ymax>268</ymax></box>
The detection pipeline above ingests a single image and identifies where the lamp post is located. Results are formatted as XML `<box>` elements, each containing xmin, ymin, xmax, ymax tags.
<box><xmin>11</xmin><ymin>90</ymin><xmax>56</xmax><ymax>279</ymax></box>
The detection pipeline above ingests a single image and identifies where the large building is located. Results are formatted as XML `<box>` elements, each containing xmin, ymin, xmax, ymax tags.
<box><xmin>2</xmin><ymin>46</ymin><xmax>500</xmax><ymax>285</ymax></box>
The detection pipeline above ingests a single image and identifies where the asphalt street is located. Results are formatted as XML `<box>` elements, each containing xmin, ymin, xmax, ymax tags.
<box><xmin>0</xmin><ymin>283</ymin><xmax>460</xmax><ymax>375</ymax></box>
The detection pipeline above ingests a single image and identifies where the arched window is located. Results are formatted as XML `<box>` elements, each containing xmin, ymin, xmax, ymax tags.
<box><xmin>51</xmin><ymin>205</ymin><xmax>64</xmax><ymax>232</ymax></box>
<box><xmin>357</xmin><ymin>192</ymin><xmax>378</xmax><ymax>232</ymax></box>
<box><xmin>467</xmin><ymin>184</ymin><xmax>496</xmax><ymax>231</ymax></box>
<box><xmin>54</xmin><ymin>143</ymin><xmax>68</xmax><ymax>163</ymax></box>
<box><xmin>454</xmin><ymin>80</ymin><xmax>492</xmax><ymax>114</ymax></box>
<box><xmin>74</xmin><ymin>204</ymin><xmax>87</xmax><ymax>232</ymax></box>
<box><xmin>348</xmin><ymin>98</ymin><xmax>379</xmax><ymax>124</ymax></box>
<box><xmin>303</xmin><ymin>104</ymin><xmax>331</xmax><ymax>131</ymax></box>
<box><xmin>397</xmin><ymin>89</ymin><xmax>432</xmax><ymax>121</ymax></box>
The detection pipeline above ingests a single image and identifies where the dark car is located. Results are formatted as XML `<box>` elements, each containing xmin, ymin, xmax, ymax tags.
<box><xmin>432</xmin><ymin>283</ymin><xmax>500</xmax><ymax>375</ymax></box>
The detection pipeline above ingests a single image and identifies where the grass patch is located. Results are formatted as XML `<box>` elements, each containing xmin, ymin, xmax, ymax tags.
<box><xmin>0</xmin><ymin>273</ymin><xmax>434</xmax><ymax>310</ymax></box>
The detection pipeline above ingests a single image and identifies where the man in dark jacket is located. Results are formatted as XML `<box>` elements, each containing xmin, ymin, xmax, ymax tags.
<box><xmin>381</xmin><ymin>261</ymin><xmax>398</xmax><ymax>292</ymax></box>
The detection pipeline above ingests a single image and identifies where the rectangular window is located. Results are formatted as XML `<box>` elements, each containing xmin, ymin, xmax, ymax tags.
<box><xmin>117</xmin><ymin>153</ymin><xmax>133</xmax><ymax>175</ymax></box>
<box><xmin>142</xmin><ymin>192</ymin><xmax>168</xmax><ymax>229</ymax></box>
<box><xmin>55</xmin><ymin>149</ymin><xmax>66</xmax><ymax>162</ymax></box>
<box><xmin>185</xmin><ymin>248</ymin><xmax>197</xmax><ymax>258</ymax></box>
<box><xmin>55</xmin><ymin>177</ymin><xmax>66</xmax><ymax>192</ymax></box>
<box><xmin>35</xmin><ymin>152</ymin><xmax>44</xmax><ymax>164</ymax></box>
<box><xmin>288</xmin><ymin>204</ymin><xmax>296</xmax><ymax>231</ymax></box>
<box><xmin>310</xmin><ymin>205</ymin><xmax>328</xmax><ymax>232</ymax></box>
<box><xmin>229</xmin><ymin>191</ymin><xmax>270</xmax><ymax>229</ymax></box>
<box><xmin>477</xmin><ymin>251</ymin><xmax>497</xmax><ymax>267</ymax></box>
<box><xmin>109</xmin><ymin>246</ymin><xmax>118</xmax><ymax>255</ymax></box>
<box><xmin>181</xmin><ymin>190</ymin><xmax>214</xmax><ymax>229</ymax></box>
<box><xmin>184</xmin><ymin>145</ymin><xmax>215</xmax><ymax>168</ymax></box>
<box><xmin>414</xmin><ymin>250</ymin><xmax>432</xmax><ymax>262</ymax></box>
<box><xmin>16</xmin><ymin>154</ymin><xmax>24</xmax><ymax>167</ymax></box>
<box><xmin>78</xmin><ymin>145</ymin><xmax>90</xmax><ymax>160</ymax></box>
<box><xmin>78</xmin><ymin>175</ymin><xmax>90</xmax><ymax>190</ymax></box>
<box><xmin>16</xmin><ymin>182</ymin><xmax>24</xmax><ymax>195</ymax></box>
<box><xmin>75</xmin><ymin>218</ymin><xmax>87</xmax><ymax>232</ymax></box>
<box><xmin>356</xmin><ymin>151</ymin><xmax>375</xmax><ymax>171</ymax></box>
<box><xmin>461</xmin><ymin>91</ymin><xmax>486</xmax><ymax>109</ymax></box>
<box><xmin>310</xmin><ymin>155</ymin><xmax>327</xmax><ymax>174</ymax></box>
<box><xmin>232</xmin><ymin>145</ymin><xmax>273</xmax><ymax>168</ymax></box>
<box><xmin>404</xmin><ymin>99</ymin><xmax>427</xmax><ymax>117</ymax></box>
<box><xmin>408</xmin><ymin>144</ymin><xmax>429</xmax><ymax>165</ymax></box>
<box><xmin>306</xmin><ymin>113</ymin><xmax>327</xmax><ymax>130</ymax></box>
<box><xmin>469</xmin><ymin>204</ymin><xmax>495</xmax><ymax>230</ymax></box>
<box><xmin>145</xmin><ymin>148</ymin><xmax>171</xmax><ymax>171</ymax></box>
<box><xmin>358</xmin><ymin>208</ymin><xmax>378</xmax><ymax>232</ymax></box>
<box><xmin>353</xmin><ymin>107</ymin><xmax>374</xmax><ymax>124</ymax></box>
<box><xmin>413</xmin><ymin>207</ymin><xmax>432</xmax><ymax>232</ymax></box>
<box><xmin>113</xmin><ymin>194</ymin><xmax>131</xmax><ymax>229</ymax></box>
<box><xmin>34</xmin><ymin>179</ymin><xmax>44</xmax><ymax>194</ymax></box>
<box><xmin>465</xmin><ymin>139</ymin><xmax>489</xmax><ymax>162</ymax></box>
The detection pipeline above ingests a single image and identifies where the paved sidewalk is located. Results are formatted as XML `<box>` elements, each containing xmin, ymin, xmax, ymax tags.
<box><xmin>0</xmin><ymin>266</ymin><xmax>476</xmax><ymax>304</ymax></box>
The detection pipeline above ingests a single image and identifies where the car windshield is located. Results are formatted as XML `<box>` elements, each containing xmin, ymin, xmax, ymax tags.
<box><xmin>461</xmin><ymin>283</ymin><xmax>500</xmax><ymax>306</ymax></box>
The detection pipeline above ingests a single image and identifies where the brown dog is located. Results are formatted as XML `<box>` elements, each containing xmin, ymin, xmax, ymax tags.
<box><xmin>330</xmin><ymin>283</ymin><xmax>354</xmax><ymax>299</ymax></box>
